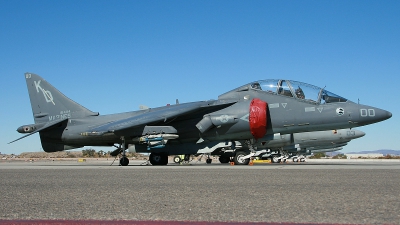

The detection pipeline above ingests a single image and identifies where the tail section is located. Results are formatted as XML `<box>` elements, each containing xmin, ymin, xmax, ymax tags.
<box><xmin>25</xmin><ymin>72</ymin><xmax>99</xmax><ymax>124</ymax></box>
<box><xmin>9</xmin><ymin>73</ymin><xmax>97</xmax><ymax>150</ymax></box>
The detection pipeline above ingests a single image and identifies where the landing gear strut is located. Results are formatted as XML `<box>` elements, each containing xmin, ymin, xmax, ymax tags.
<box><xmin>119</xmin><ymin>137</ymin><xmax>129</xmax><ymax>166</ymax></box>
<box><xmin>206</xmin><ymin>154</ymin><xmax>212</xmax><ymax>164</ymax></box>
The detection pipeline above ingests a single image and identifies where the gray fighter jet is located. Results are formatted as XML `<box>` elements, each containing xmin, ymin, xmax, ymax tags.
<box><xmin>196</xmin><ymin>128</ymin><xmax>364</xmax><ymax>164</ymax></box>
<box><xmin>10</xmin><ymin>73</ymin><xmax>391</xmax><ymax>166</ymax></box>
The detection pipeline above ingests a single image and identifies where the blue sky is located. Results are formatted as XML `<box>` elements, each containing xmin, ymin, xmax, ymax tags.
<box><xmin>1</xmin><ymin>0</ymin><xmax>399</xmax><ymax>155</ymax></box>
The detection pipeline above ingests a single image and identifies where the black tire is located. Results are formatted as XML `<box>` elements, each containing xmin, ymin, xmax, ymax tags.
<box><xmin>234</xmin><ymin>151</ymin><xmax>250</xmax><ymax>165</ymax></box>
<box><xmin>120</xmin><ymin>157</ymin><xmax>129</xmax><ymax>166</ymax></box>
<box><xmin>161</xmin><ymin>154</ymin><xmax>169</xmax><ymax>165</ymax></box>
<box><xmin>219</xmin><ymin>156</ymin><xmax>230</xmax><ymax>164</ymax></box>
<box><xmin>206</xmin><ymin>158</ymin><xmax>212</xmax><ymax>164</ymax></box>
<box><xmin>150</xmin><ymin>153</ymin><xmax>167</xmax><ymax>165</ymax></box>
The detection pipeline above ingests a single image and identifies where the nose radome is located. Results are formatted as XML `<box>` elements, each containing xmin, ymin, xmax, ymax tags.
<box><xmin>386</xmin><ymin>111</ymin><xmax>392</xmax><ymax>120</ymax></box>
<box><xmin>377</xmin><ymin>109</ymin><xmax>392</xmax><ymax>122</ymax></box>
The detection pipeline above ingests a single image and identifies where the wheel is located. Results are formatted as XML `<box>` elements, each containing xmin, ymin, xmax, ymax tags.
<box><xmin>234</xmin><ymin>151</ymin><xmax>250</xmax><ymax>165</ymax></box>
<box><xmin>150</xmin><ymin>153</ymin><xmax>167</xmax><ymax>165</ymax></box>
<box><xmin>300</xmin><ymin>158</ymin><xmax>305</xmax><ymax>162</ymax></box>
<box><xmin>120</xmin><ymin>157</ymin><xmax>129</xmax><ymax>166</ymax></box>
<box><xmin>161</xmin><ymin>154</ymin><xmax>169</xmax><ymax>165</ymax></box>
<box><xmin>271</xmin><ymin>155</ymin><xmax>281</xmax><ymax>163</ymax></box>
<box><xmin>173</xmin><ymin>156</ymin><xmax>181</xmax><ymax>164</ymax></box>
<box><xmin>218</xmin><ymin>156</ymin><xmax>230</xmax><ymax>164</ymax></box>
<box><xmin>293</xmin><ymin>157</ymin><xmax>298</xmax><ymax>162</ymax></box>
<box><xmin>206</xmin><ymin>158</ymin><xmax>212</xmax><ymax>164</ymax></box>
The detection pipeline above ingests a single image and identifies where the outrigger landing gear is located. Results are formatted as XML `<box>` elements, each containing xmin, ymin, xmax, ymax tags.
<box><xmin>119</xmin><ymin>136</ymin><xmax>129</xmax><ymax>166</ymax></box>
<box><xmin>206</xmin><ymin>154</ymin><xmax>212</xmax><ymax>164</ymax></box>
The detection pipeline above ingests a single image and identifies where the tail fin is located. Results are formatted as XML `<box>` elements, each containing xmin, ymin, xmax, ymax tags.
<box><xmin>25</xmin><ymin>73</ymin><xmax>99</xmax><ymax>124</ymax></box>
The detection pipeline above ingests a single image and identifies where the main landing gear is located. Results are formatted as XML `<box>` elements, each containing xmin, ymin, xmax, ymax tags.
<box><xmin>233</xmin><ymin>151</ymin><xmax>250</xmax><ymax>165</ymax></box>
<box><xmin>149</xmin><ymin>153</ymin><xmax>168</xmax><ymax>165</ymax></box>
<box><xmin>119</xmin><ymin>137</ymin><xmax>129</xmax><ymax>166</ymax></box>
<box><xmin>112</xmin><ymin>137</ymin><xmax>170</xmax><ymax>166</ymax></box>
<box><xmin>229</xmin><ymin>139</ymin><xmax>265</xmax><ymax>165</ymax></box>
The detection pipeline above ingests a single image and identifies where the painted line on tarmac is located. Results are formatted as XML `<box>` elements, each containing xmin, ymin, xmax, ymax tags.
<box><xmin>0</xmin><ymin>220</ymin><xmax>370</xmax><ymax>225</ymax></box>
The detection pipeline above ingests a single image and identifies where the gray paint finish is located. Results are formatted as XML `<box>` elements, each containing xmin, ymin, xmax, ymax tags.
<box><xmin>11</xmin><ymin>73</ymin><xmax>391</xmax><ymax>160</ymax></box>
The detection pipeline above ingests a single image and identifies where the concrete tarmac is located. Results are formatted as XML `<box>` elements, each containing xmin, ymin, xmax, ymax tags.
<box><xmin>0</xmin><ymin>159</ymin><xmax>399</xmax><ymax>224</ymax></box>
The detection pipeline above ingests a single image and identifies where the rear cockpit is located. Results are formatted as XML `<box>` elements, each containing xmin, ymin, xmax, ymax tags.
<box><xmin>219</xmin><ymin>79</ymin><xmax>347</xmax><ymax>104</ymax></box>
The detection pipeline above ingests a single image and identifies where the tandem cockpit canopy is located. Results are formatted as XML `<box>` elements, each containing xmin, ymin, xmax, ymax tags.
<box><xmin>220</xmin><ymin>79</ymin><xmax>347</xmax><ymax>104</ymax></box>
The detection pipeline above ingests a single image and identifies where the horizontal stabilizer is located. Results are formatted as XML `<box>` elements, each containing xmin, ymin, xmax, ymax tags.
<box><xmin>8</xmin><ymin>118</ymin><xmax>68</xmax><ymax>144</ymax></box>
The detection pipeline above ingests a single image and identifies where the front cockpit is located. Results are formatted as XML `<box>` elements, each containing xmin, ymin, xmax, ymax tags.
<box><xmin>219</xmin><ymin>79</ymin><xmax>348</xmax><ymax>104</ymax></box>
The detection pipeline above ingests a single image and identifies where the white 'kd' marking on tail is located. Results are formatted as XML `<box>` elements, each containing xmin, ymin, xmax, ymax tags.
<box><xmin>34</xmin><ymin>80</ymin><xmax>55</xmax><ymax>105</ymax></box>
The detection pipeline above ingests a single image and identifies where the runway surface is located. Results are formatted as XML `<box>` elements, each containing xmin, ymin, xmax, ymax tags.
<box><xmin>0</xmin><ymin>159</ymin><xmax>399</xmax><ymax>224</ymax></box>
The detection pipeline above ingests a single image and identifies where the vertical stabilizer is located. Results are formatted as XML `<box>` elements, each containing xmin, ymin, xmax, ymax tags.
<box><xmin>25</xmin><ymin>73</ymin><xmax>99</xmax><ymax>124</ymax></box>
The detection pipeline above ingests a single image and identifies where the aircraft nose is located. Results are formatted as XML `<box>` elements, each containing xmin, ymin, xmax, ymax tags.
<box><xmin>385</xmin><ymin>111</ymin><xmax>392</xmax><ymax>120</ymax></box>
<box><xmin>376</xmin><ymin>109</ymin><xmax>392</xmax><ymax>122</ymax></box>
<box><xmin>356</xmin><ymin>105</ymin><xmax>392</xmax><ymax>126</ymax></box>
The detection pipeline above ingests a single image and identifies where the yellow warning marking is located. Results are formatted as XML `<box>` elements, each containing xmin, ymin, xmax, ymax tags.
<box><xmin>252</xmin><ymin>159</ymin><xmax>271</xmax><ymax>164</ymax></box>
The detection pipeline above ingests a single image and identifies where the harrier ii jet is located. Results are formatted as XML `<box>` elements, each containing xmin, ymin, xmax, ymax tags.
<box><xmin>10</xmin><ymin>73</ymin><xmax>391</xmax><ymax>166</ymax></box>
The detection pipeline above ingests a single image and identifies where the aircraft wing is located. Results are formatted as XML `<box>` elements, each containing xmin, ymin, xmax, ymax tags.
<box><xmin>85</xmin><ymin>100</ymin><xmax>236</xmax><ymax>137</ymax></box>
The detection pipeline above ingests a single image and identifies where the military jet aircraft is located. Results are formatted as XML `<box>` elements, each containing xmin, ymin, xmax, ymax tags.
<box><xmin>196</xmin><ymin>128</ymin><xmax>365</xmax><ymax>164</ymax></box>
<box><xmin>10</xmin><ymin>73</ymin><xmax>391</xmax><ymax>166</ymax></box>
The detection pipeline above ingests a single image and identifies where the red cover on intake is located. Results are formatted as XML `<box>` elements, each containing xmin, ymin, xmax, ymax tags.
<box><xmin>249</xmin><ymin>98</ymin><xmax>267</xmax><ymax>139</ymax></box>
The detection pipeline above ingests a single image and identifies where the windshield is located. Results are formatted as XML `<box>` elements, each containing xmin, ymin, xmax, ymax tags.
<box><xmin>320</xmin><ymin>90</ymin><xmax>347</xmax><ymax>103</ymax></box>
<box><xmin>249</xmin><ymin>79</ymin><xmax>347</xmax><ymax>104</ymax></box>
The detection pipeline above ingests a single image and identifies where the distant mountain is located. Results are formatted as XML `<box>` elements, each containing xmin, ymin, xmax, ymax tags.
<box><xmin>324</xmin><ymin>150</ymin><xmax>400</xmax><ymax>156</ymax></box>
<box><xmin>346</xmin><ymin>150</ymin><xmax>400</xmax><ymax>155</ymax></box>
